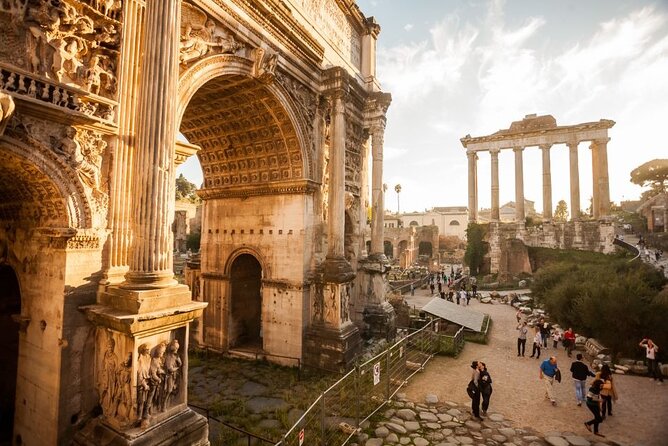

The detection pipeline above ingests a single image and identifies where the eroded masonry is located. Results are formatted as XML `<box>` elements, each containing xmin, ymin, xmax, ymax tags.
<box><xmin>0</xmin><ymin>1</ymin><xmax>394</xmax><ymax>444</ymax></box>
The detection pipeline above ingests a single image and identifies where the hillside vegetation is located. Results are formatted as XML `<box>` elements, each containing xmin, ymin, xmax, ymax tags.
<box><xmin>528</xmin><ymin>247</ymin><xmax>668</xmax><ymax>358</ymax></box>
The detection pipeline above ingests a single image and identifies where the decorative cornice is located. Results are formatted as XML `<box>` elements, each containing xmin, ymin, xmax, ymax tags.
<box><xmin>207</xmin><ymin>0</ymin><xmax>325</xmax><ymax>67</ymax></box>
<box><xmin>461</xmin><ymin>119</ymin><xmax>616</xmax><ymax>147</ymax></box>
<box><xmin>197</xmin><ymin>179</ymin><xmax>319</xmax><ymax>200</ymax></box>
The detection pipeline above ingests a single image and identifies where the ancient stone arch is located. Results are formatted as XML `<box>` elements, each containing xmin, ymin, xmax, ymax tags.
<box><xmin>0</xmin><ymin>1</ymin><xmax>392</xmax><ymax>444</ymax></box>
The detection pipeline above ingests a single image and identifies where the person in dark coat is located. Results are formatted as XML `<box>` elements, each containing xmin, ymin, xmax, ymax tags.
<box><xmin>478</xmin><ymin>362</ymin><xmax>493</xmax><ymax>416</ymax></box>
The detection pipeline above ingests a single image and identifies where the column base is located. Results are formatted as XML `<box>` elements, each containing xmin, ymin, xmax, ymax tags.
<box><xmin>73</xmin><ymin>407</ymin><xmax>209</xmax><ymax>446</ymax></box>
<box><xmin>99</xmin><ymin>283</ymin><xmax>193</xmax><ymax>314</ymax></box>
<box><xmin>323</xmin><ymin>255</ymin><xmax>355</xmax><ymax>283</ymax></box>
<box><xmin>356</xmin><ymin>256</ymin><xmax>396</xmax><ymax>341</ymax></box>
<box><xmin>303</xmin><ymin>323</ymin><xmax>360</xmax><ymax>372</ymax></box>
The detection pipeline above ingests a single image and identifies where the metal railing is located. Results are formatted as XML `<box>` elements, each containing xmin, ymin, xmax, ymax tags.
<box><xmin>275</xmin><ymin>320</ymin><xmax>464</xmax><ymax>446</ymax></box>
<box><xmin>189</xmin><ymin>404</ymin><xmax>276</xmax><ymax>445</ymax></box>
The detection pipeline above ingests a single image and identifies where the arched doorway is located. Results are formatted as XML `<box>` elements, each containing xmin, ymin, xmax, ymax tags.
<box><xmin>384</xmin><ymin>241</ymin><xmax>393</xmax><ymax>259</ymax></box>
<box><xmin>0</xmin><ymin>265</ymin><xmax>20</xmax><ymax>443</ymax></box>
<box><xmin>230</xmin><ymin>254</ymin><xmax>262</xmax><ymax>350</ymax></box>
<box><xmin>419</xmin><ymin>241</ymin><xmax>433</xmax><ymax>257</ymax></box>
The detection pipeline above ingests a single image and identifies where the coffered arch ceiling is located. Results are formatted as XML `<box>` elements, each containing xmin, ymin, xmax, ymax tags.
<box><xmin>179</xmin><ymin>75</ymin><xmax>305</xmax><ymax>193</ymax></box>
<box><xmin>0</xmin><ymin>148</ymin><xmax>70</xmax><ymax>228</ymax></box>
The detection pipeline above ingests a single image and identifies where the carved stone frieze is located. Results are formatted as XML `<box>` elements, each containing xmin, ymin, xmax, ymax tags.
<box><xmin>344</xmin><ymin>117</ymin><xmax>363</xmax><ymax>196</ymax></box>
<box><xmin>179</xmin><ymin>2</ymin><xmax>243</xmax><ymax>68</ymax></box>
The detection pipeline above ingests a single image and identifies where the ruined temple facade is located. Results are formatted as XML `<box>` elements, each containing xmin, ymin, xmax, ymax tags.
<box><xmin>0</xmin><ymin>1</ymin><xmax>392</xmax><ymax>445</ymax></box>
<box><xmin>461</xmin><ymin>115</ymin><xmax>616</xmax><ymax>273</ymax></box>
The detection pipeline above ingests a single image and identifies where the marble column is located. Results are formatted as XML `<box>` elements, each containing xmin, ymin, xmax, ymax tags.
<box><xmin>370</xmin><ymin>124</ymin><xmax>385</xmax><ymax>256</ymax></box>
<box><xmin>568</xmin><ymin>142</ymin><xmax>580</xmax><ymax>220</ymax></box>
<box><xmin>79</xmin><ymin>1</ymin><xmax>208</xmax><ymax>443</ymax></box>
<box><xmin>467</xmin><ymin>150</ymin><xmax>478</xmax><ymax>222</ymax></box>
<box><xmin>124</xmin><ymin>0</ymin><xmax>181</xmax><ymax>289</ymax></box>
<box><xmin>590</xmin><ymin>141</ymin><xmax>600</xmax><ymax>219</ymax></box>
<box><xmin>541</xmin><ymin>144</ymin><xmax>552</xmax><ymax>220</ymax></box>
<box><xmin>324</xmin><ymin>91</ymin><xmax>352</xmax><ymax>278</ymax></box>
<box><xmin>490</xmin><ymin>148</ymin><xmax>500</xmax><ymax>221</ymax></box>
<box><xmin>514</xmin><ymin>146</ymin><xmax>525</xmax><ymax>222</ymax></box>
<box><xmin>594</xmin><ymin>138</ymin><xmax>611</xmax><ymax>218</ymax></box>
<box><xmin>103</xmin><ymin>0</ymin><xmax>145</xmax><ymax>285</ymax></box>
<box><xmin>664</xmin><ymin>208</ymin><xmax>668</xmax><ymax>233</ymax></box>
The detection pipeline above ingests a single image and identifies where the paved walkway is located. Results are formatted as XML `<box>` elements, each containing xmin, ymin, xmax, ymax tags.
<box><xmin>620</xmin><ymin>234</ymin><xmax>668</xmax><ymax>277</ymax></box>
<box><xmin>369</xmin><ymin>287</ymin><xmax>668</xmax><ymax>446</ymax></box>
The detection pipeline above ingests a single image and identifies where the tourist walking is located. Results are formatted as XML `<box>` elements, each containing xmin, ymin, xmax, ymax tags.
<box><xmin>552</xmin><ymin>328</ymin><xmax>561</xmax><ymax>349</ymax></box>
<box><xmin>516</xmin><ymin>321</ymin><xmax>528</xmax><ymax>357</ymax></box>
<box><xmin>468</xmin><ymin>360</ymin><xmax>482</xmax><ymax>420</ymax></box>
<box><xmin>596</xmin><ymin>364</ymin><xmax>617</xmax><ymax>418</ymax></box>
<box><xmin>639</xmin><ymin>338</ymin><xmax>664</xmax><ymax>383</ymax></box>
<box><xmin>563</xmin><ymin>327</ymin><xmax>576</xmax><ymax>358</ymax></box>
<box><xmin>584</xmin><ymin>379</ymin><xmax>605</xmax><ymax>437</ymax></box>
<box><xmin>540</xmin><ymin>319</ymin><xmax>550</xmax><ymax>349</ymax></box>
<box><xmin>539</xmin><ymin>356</ymin><xmax>559</xmax><ymax>406</ymax></box>
<box><xmin>515</xmin><ymin>309</ymin><xmax>522</xmax><ymax>323</ymax></box>
<box><xmin>569</xmin><ymin>353</ymin><xmax>595</xmax><ymax>406</ymax></box>
<box><xmin>530</xmin><ymin>327</ymin><xmax>542</xmax><ymax>359</ymax></box>
<box><xmin>478</xmin><ymin>362</ymin><xmax>493</xmax><ymax>416</ymax></box>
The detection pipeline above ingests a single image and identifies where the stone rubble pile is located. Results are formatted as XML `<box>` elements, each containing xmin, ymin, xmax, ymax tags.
<box><xmin>352</xmin><ymin>394</ymin><xmax>614</xmax><ymax>446</ymax></box>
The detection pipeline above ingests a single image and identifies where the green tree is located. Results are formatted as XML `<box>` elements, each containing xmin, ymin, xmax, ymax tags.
<box><xmin>464</xmin><ymin>223</ymin><xmax>487</xmax><ymax>276</ymax></box>
<box><xmin>630</xmin><ymin>159</ymin><xmax>668</xmax><ymax>198</ymax></box>
<box><xmin>186</xmin><ymin>231</ymin><xmax>201</xmax><ymax>251</ymax></box>
<box><xmin>175</xmin><ymin>173</ymin><xmax>199</xmax><ymax>202</ymax></box>
<box><xmin>553</xmin><ymin>200</ymin><xmax>568</xmax><ymax>222</ymax></box>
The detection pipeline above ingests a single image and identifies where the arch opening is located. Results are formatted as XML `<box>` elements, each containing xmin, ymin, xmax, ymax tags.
<box><xmin>0</xmin><ymin>265</ymin><xmax>20</xmax><ymax>442</ymax></box>
<box><xmin>419</xmin><ymin>241</ymin><xmax>433</xmax><ymax>257</ymax></box>
<box><xmin>383</xmin><ymin>240</ymin><xmax>393</xmax><ymax>259</ymax></box>
<box><xmin>230</xmin><ymin>254</ymin><xmax>262</xmax><ymax>350</ymax></box>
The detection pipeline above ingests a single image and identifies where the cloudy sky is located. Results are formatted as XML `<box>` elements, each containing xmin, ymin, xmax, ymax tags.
<box><xmin>178</xmin><ymin>0</ymin><xmax>668</xmax><ymax>214</ymax></box>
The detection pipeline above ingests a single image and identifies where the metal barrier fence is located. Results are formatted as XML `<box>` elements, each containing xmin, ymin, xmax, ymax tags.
<box><xmin>275</xmin><ymin>320</ymin><xmax>464</xmax><ymax>446</ymax></box>
<box><xmin>189</xmin><ymin>404</ymin><xmax>276</xmax><ymax>445</ymax></box>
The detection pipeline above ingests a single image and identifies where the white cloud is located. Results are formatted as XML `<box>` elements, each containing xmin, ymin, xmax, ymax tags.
<box><xmin>404</xmin><ymin>23</ymin><xmax>414</xmax><ymax>31</ymax></box>
<box><xmin>375</xmin><ymin>1</ymin><xmax>668</xmax><ymax>211</ymax></box>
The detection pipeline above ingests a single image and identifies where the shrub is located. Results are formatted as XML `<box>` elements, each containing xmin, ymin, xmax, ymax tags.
<box><xmin>464</xmin><ymin>223</ymin><xmax>487</xmax><ymax>276</ymax></box>
<box><xmin>530</xmin><ymin>248</ymin><xmax>668</xmax><ymax>357</ymax></box>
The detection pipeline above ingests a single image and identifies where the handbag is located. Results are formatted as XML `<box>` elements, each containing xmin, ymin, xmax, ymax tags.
<box><xmin>466</xmin><ymin>380</ymin><xmax>477</xmax><ymax>398</ymax></box>
<box><xmin>554</xmin><ymin>369</ymin><xmax>562</xmax><ymax>383</ymax></box>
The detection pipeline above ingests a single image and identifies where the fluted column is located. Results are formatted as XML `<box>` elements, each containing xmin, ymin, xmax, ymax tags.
<box><xmin>541</xmin><ymin>144</ymin><xmax>552</xmax><ymax>220</ymax></box>
<box><xmin>514</xmin><ymin>147</ymin><xmax>525</xmax><ymax>222</ymax></box>
<box><xmin>327</xmin><ymin>91</ymin><xmax>347</xmax><ymax>260</ymax></box>
<box><xmin>490</xmin><ymin>148</ymin><xmax>500</xmax><ymax>221</ymax></box>
<box><xmin>590</xmin><ymin>141</ymin><xmax>600</xmax><ymax>219</ymax></box>
<box><xmin>370</xmin><ymin>123</ymin><xmax>385</xmax><ymax>255</ymax></box>
<box><xmin>594</xmin><ymin>138</ymin><xmax>611</xmax><ymax>217</ymax></box>
<box><xmin>568</xmin><ymin>141</ymin><xmax>580</xmax><ymax>220</ymax></box>
<box><xmin>104</xmin><ymin>0</ymin><xmax>145</xmax><ymax>285</ymax></box>
<box><xmin>124</xmin><ymin>0</ymin><xmax>181</xmax><ymax>289</ymax></box>
<box><xmin>467</xmin><ymin>150</ymin><xmax>478</xmax><ymax>222</ymax></box>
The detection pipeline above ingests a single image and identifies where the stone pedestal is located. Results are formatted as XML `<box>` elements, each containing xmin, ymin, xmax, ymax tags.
<box><xmin>77</xmin><ymin>286</ymin><xmax>208</xmax><ymax>445</ymax></box>
<box><xmin>303</xmin><ymin>322</ymin><xmax>360</xmax><ymax>372</ymax></box>
<box><xmin>303</xmin><ymin>277</ymin><xmax>360</xmax><ymax>372</ymax></box>
<box><xmin>355</xmin><ymin>254</ymin><xmax>396</xmax><ymax>341</ymax></box>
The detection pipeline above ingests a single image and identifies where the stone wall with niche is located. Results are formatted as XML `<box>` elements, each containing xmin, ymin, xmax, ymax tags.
<box><xmin>199</xmin><ymin>193</ymin><xmax>313</xmax><ymax>359</ymax></box>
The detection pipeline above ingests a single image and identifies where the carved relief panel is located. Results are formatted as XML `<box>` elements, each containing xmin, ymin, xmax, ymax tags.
<box><xmin>95</xmin><ymin>327</ymin><xmax>187</xmax><ymax>429</ymax></box>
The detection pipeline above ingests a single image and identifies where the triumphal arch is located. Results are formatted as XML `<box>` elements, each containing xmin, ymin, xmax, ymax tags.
<box><xmin>0</xmin><ymin>0</ymin><xmax>392</xmax><ymax>444</ymax></box>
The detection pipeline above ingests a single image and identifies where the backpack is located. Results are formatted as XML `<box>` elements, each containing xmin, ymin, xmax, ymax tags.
<box><xmin>466</xmin><ymin>380</ymin><xmax>478</xmax><ymax>398</ymax></box>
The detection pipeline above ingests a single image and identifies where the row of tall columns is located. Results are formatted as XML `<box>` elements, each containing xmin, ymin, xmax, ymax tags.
<box><xmin>466</xmin><ymin>140</ymin><xmax>610</xmax><ymax>222</ymax></box>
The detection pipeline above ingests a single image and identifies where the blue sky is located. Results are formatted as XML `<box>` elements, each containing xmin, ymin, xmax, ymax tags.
<box><xmin>178</xmin><ymin>0</ymin><xmax>668</xmax><ymax>214</ymax></box>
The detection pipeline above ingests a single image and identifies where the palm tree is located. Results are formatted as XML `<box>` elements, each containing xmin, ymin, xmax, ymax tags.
<box><xmin>394</xmin><ymin>184</ymin><xmax>402</xmax><ymax>214</ymax></box>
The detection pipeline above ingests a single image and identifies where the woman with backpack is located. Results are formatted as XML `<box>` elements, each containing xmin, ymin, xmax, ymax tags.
<box><xmin>584</xmin><ymin>379</ymin><xmax>606</xmax><ymax>437</ymax></box>
<box><xmin>478</xmin><ymin>362</ymin><xmax>493</xmax><ymax>416</ymax></box>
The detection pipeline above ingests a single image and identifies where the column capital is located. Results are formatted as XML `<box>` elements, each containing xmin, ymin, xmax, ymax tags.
<box><xmin>513</xmin><ymin>146</ymin><xmax>524</xmax><ymax>153</ymax></box>
<box><xmin>566</xmin><ymin>140</ymin><xmax>579</xmax><ymax>149</ymax></box>
<box><xmin>539</xmin><ymin>144</ymin><xmax>552</xmax><ymax>151</ymax></box>
<box><xmin>592</xmin><ymin>137</ymin><xmax>611</xmax><ymax>145</ymax></box>
<box><xmin>489</xmin><ymin>148</ymin><xmax>500</xmax><ymax>156</ymax></box>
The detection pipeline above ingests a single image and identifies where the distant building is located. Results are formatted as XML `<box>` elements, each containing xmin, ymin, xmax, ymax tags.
<box><xmin>636</xmin><ymin>193</ymin><xmax>667</xmax><ymax>233</ymax></box>
<box><xmin>384</xmin><ymin>207</ymin><xmax>468</xmax><ymax>239</ymax></box>
<box><xmin>478</xmin><ymin>199</ymin><xmax>537</xmax><ymax>223</ymax></box>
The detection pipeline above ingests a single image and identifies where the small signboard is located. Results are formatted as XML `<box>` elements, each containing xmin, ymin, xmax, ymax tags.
<box><xmin>373</xmin><ymin>362</ymin><xmax>381</xmax><ymax>386</ymax></box>
<box><xmin>299</xmin><ymin>428</ymin><xmax>304</xmax><ymax>446</ymax></box>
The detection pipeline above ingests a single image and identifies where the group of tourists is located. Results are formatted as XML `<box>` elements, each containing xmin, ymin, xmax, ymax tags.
<box><xmin>484</xmin><ymin>311</ymin><xmax>666</xmax><ymax>438</ymax></box>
